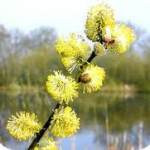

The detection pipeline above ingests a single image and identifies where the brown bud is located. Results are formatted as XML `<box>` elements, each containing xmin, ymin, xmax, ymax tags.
<box><xmin>104</xmin><ymin>37</ymin><xmax>115</xmax><ymax>44</ymax></box>
<box><xmin>79</xmin><ymin>73</ymin><xmax>91</xmax><ymax>83</ymax></box>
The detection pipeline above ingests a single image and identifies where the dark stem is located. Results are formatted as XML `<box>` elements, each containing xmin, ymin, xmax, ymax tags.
<box><xmin>28</xmin><ymin>103</ymin><xmax>61</xmax><ymax>150</ymax></box>
<box><xmin>87</xmin><ymin>51</ymin><xmax>96</xmax><ymax>63</ymax></box>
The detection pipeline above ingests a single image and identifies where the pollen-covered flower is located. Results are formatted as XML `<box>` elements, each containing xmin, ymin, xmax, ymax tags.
<box><xmin>46</xmin><ymin>71</ymin><xmax>78</xmax><ymax>104</ymax></box>
<box><xmin>79</xmin><ymin>63</ymin><xmax>105</xmax><ymax>93</ymax></box>
<box><xmin>94</xmin><ymin>42</ymin><xmax>106</xmax><ymax>56</ymax></box>
<box><xmin>85</xmin><ymin>3</ymin><xmax>115</xmax><ymax>42</ymax></box>
<box><xmin>34</xmin><ymin>136</ymin><xmax>58</xmax><ymax>150</ymax></box>
<box><xmin>103</xmin><ymin>24</ymin><xmax>135</xmax><ymax>53</ymax></box>
<box><xmin>55</xmin><ymin>33</ymin><xmax>91</xmax><ymax>72</ymax></box>
<box><xmin>50</xmin><ymin>107</ymin><xmax>80</xmax><ymax>138</ymax></box>
<box><xmin>6</xmin><ymin>111</ymin><xmax>41</xmax><ymax>141</ymax></box>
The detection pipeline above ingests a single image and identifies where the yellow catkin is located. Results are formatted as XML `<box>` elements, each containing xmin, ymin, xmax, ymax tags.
<box><xmin>6</xmin><ymin>111</ymin><xmax>41</xmax><ymax>141</ymax></box>
<box><xmin>103</xmin><ymin>24</ymin><xmax>135</xmax><ymax>53</ymax></box>
<box><xmin>94</xmin><ymin>42</ymin><xmax>106</xmax><ymax>56</ymax></box>
<box><xmin>55</xmin><ymin>33</ymin><xmax>91</xmax><ymax>72</ymax></box>
<box><xmin>50</xmin><ymin>107</ymin><xmax>80</xmax><ymax>138</ymax></box>
<box><xmin>34</xmin><ymin>136</ymin><xmax>58</xmax><ymax>150</ymax></box>
<box><xmin>79</xmin><ymin>63</ymin><xmax>105</xmax><ymax>93</ymax></box>
<box><xmin>46</xmin><ymin>71</ymin><xmax>78</xmax><ymax>104</ymax></box>
<box><xmin>85</xmin><ymin>2</ymin><xmax>115</xmax><ymax>42</ymax></box>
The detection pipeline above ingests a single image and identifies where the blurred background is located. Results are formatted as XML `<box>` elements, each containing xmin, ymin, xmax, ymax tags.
<box><xmin>0</xmin><ymin>0</ymin><xmax>150</xmax><ymax>149</ymax></box>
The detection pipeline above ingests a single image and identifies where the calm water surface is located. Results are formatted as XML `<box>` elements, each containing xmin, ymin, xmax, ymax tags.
<box><xmin>0</xmin><ymin>92</ymin><xmax>150</xmax><ymax>150</ymax></box>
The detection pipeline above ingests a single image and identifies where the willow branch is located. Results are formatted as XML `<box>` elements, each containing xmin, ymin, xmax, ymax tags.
<box><xmin>28</xmin><ymin>46</ymin><xmax>98</xmax><ymax>150</ymax></box>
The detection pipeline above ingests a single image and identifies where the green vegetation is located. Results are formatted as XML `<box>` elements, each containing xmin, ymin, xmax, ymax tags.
<box><xmin>0</xmin><ymin>24</ymin><xmax>149</xmax><ymax>92</ymax></box>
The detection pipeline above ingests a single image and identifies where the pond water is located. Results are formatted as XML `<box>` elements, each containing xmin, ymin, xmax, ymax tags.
<box><xmin>0</xmin><ymin>92</ymin><xmax>150</xmax><ymax>150</ymax></box>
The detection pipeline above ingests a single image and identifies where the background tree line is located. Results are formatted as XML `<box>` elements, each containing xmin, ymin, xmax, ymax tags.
<box><xmin>0</xmin><ymin>24</ymin><xmax>149</xmax><ymax>92</ymax></box>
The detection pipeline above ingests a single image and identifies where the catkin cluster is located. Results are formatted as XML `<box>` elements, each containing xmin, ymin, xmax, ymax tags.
<box><xmin>6</xmin><ymin>2</ymin><xmax>135</xmax><ymax>149</ymax></box>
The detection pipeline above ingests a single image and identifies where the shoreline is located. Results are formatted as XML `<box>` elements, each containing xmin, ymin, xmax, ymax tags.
<box><xmin>0</xmin><ymin>84</ymin><xmax>149</xmax><ymax>94</ymax></box>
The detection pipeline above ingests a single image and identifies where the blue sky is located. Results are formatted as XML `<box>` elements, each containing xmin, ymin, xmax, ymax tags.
<box><xmin>0</xmin><ymin>0</ymin><xmax>150</xmax><ymax>35</ymax></box>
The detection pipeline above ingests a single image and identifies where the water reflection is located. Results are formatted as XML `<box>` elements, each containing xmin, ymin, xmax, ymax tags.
<box><xmin>0</xmin><ymin>92</ymin><xmax>150</xmax><ymax>150</ymax></box>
